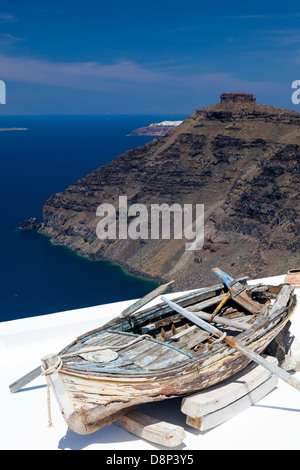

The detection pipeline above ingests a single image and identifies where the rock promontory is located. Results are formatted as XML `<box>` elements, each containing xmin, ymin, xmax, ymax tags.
<box><xmin>20</xmin><ymin>217</ymin><xmax>42</xmax><ymax>230</ymax></box>
<box><xmin>128</xmin><ymin>120</ymin><xmax>183</xmax><ymax>136</ymax></box>
<box><xmin>39</xmin><ymin>93</ymin><xmax>300</xmax><ymax>290</ymax></box>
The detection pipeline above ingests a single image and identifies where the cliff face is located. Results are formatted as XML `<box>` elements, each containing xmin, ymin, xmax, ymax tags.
<box><xmin>40</xmin><ymin>93</ymin><xmax>300</xmax><ymax>289</ymax></box>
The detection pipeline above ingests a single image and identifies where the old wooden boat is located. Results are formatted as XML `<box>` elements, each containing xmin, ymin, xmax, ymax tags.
<box><xmin>40</xmin><ymin>269</ymin><xmax>297</xmax><ymax>435</ymax></box>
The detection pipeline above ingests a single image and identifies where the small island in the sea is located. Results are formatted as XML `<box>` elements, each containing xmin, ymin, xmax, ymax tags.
<box><xmin>128</xmin><ymin>120</ymin><xmax>183</xmax><ymax>136</ymax></box>
<box><xmin>0</xmin><ymin>128</ymin><xmax>28</xmax><ymax>131</ymax></box>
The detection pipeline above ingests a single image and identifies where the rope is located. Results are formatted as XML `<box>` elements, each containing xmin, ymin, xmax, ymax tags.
<box><xmin>41</xmin><ymin>357</ymin><xmax>62</xmax><ymax>428</ymax></box>
<box><xmin>40</xmin><ymin>334</ymin><xmax>152</xmax><ymax>427</ymax></box>
<box><xmin>213</xmin><ymin>332</ymin><xmax>227</xmax><ymax>343</ymax></box>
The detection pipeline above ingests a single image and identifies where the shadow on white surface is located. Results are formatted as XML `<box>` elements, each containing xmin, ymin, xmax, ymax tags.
<box><xmin>58</xmin><ymin>398</ymin><xmax>189</xmax><ymax>450</ymax></box>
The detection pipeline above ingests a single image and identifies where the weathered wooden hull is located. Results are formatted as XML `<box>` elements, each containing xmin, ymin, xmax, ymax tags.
<box><xmin>45</xmin><ymin>290</ymin><xmax>295</xmax><ymax>435</ymax></box>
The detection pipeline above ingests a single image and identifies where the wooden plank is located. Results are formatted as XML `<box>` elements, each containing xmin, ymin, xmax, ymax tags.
<box><xmin>119</xmin><ymin>280</ymin><xmax>174</xmax><ymax>319</ymax></box>
<box><xmin>132</xmin><ymin>347</ymin><xmax>168</xmax><ymax>368</ymax></box>
<box><xmin>66</xmin><ymin>333</ymin><xmax>137</xmax><ymax>358</ymax></box>
<box><xmin>9</xmin><ymin>366</ymin><xmax>42</xmax><ymax>394</ymax></box>
<box><xmin>187</xmin><ymin>293</ymin><xmax>227</xmax><ymax>312</ymax></box>
<box><xmin>139</xmin><ymin>313</ymin><xmax>183</xmax><ymax>335</ymax></box>
<box><xmin>81</xmin><ymin>331</ymin><xmax>112</xmax><ymax>345</ymax></box>
<box><xmin>185</xmin><ymin>375</ymin><xmax>278</xmax><ymax>432</ymax></box>
<box><xmin>64</xmin><ymin>354</ymin><xmax>137</xmax><ymax>374</ymax></box>
<box><xmin>110</xmin><ymin>329</ymin><xmax>195</xmax><ymax>358</ymax></box>
<box><xmin>168</xmin><ymin>325</ymin><xmax>210</xmax><ymax>350</ymax></box>
<box><xmin>181</xmin><ymin>356</ymin><xmax>278</xmax><ymax>418</ymax></box>
<box><xmin>115</xmin><ymin>336</ymin><xmax>153</xmax><ymax>356</ymax></box>
<box><xmin>129</xmin><ymin>284</ymin><xmax>224</xmax><ymax>323</ymax></box>
<box><xmin>114</xmin><ymin>410</ymin><xmax>186</xmax><ymax>447</ymax></box>
<box><xmin>193</xmin><ymin>310</ymin><xmax>251</xmax><ymax>331</ymax></box>
<box><xmin>185</xmin><ymin>330</ymin><xmax>210</xmax><ymax>350</ymax></box>
<box><xmin>213</xmin><ymin>268</ymin><xmax>262</xmax><ymax>314</ymax></box>
<box><xmin>269</xmin><ymin>284</ymin><xmax>294</xmax><ymax>318</ymax></box>
<box><xmin>168</xmin><ymin>324</ymin><xmax>197</xmax><ymax>341</ymax></box>
<box><xmin>122</xmin><ymin>342</ymin><xmax>162</xmax><ymax>364</ymax></box>
<box><xmin>146</xmin><ymin>347</ymin><xmax>189</xmax><ymax>370</ymax></box>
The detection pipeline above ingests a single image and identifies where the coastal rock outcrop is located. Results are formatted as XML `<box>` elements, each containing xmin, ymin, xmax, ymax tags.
<box><xmin>20</xmin><ymin>217</ymin><xmax>42</xmax><ymax>230</ymax></box>
<box><xmin>39</xmin><ymin>93</ymin><xmax>300</xmax><ymax>290</ymax></box>
<box><xmin>128</xmin><ymin>120</ymin><xmax>183</xmax><ymax>136</ymax></box>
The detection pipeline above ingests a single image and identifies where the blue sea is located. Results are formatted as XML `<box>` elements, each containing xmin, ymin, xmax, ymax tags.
<box><xmin>0</xmin><ymin>114</ymin><xmax>187</xmax><ymax>322</ymax></box>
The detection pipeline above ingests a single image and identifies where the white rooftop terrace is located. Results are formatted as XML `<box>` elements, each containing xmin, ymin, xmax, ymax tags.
<box><xmin>1</xmin><ymin>274</ymin><xmax>299</xmax><ymax>450</ymax></box>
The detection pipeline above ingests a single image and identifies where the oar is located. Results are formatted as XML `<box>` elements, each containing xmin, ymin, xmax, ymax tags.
<box><xmin>119</xmin><ymin>280</ymin><xmax>174</xmax><ymax>319</ymax></box>
<box><xmin>9</xmin><ymin>366</ymin><xmax>42</xmax><ymax>394</ymax></box>
<box><xmin>161</xmin><ymin>296</ymin><xmax>300</xmax><ymax>393</ymax></box>
<box><xmin>208</xmin><ymin>292</ymin><xmax>231</xmax><ymax>322</ymax></box>
<box><xmin>9</xmin><ymin>281</ymin><xmax>174</xmax><ymax>393</ymax></box>
<box><xmin>212</xmin><ymin>267</ymin><xmax>262</xmax><ymax>314</ymax></box>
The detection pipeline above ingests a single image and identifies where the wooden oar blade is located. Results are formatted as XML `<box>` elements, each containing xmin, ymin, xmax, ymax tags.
<box><xmin>226</xmin><ymin>336</ymin><xmax>300</xmax><ymax>392</ymax></box>
<box><xmin>212</xmin><ymin>267</ymin><xmax>262</xmax><ymax>314</ymax></box>
<box><xmin>119</xmin><ymin>280</ymin><xmax>174</xmax><ymax>319</ymax></box>
<box><xmin>212</xmin><ymin>267</ymin><xmax>239</xmax><ymax>288</ymax></box>
<box><xmin>9</xmin><ymin>366</ymin><xmax>42</xmax><ymax>394</ymax></box>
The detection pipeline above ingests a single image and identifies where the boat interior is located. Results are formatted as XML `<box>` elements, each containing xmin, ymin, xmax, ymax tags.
<box><xmin>60</xmin><ymin>280</ymin><xmax>294</xmax><ymax>377</ymax></box>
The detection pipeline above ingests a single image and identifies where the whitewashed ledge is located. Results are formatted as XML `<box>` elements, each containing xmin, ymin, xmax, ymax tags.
<box><xmin>1</xmin><ymin>274</ymin><xmax>300</xmax><ymax>450</ymax></box>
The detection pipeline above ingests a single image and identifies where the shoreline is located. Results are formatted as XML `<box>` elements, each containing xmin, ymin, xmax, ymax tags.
<box><xmin>37</xmin><ymin>228</ymin><xmax>163</xmax><ymax>287</ymax></box>
<box><xmin>7</xmin><ymin>225</ymin><xmax>162</xmax><ymax>323</ymax></box>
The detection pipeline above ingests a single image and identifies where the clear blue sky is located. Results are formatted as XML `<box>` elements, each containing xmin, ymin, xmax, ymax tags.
<box><xmin>1</xmin><ymin>0</ymin><xmax>300</xmax><ymax>114</ymax></box>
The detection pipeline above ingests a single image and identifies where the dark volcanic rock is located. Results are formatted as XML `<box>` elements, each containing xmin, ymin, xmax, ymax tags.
<box><xmin>20</xmin><ymin>217</ymin><xmax>42</xmax><ymax>230</ymax></box>
<box><xmin>220</xmin><ymin>92</ymin><xmax>256</xmax><ymax>104</ymax></box>
<box><xmin>38</xmin><ymin>93</ymin><xmax>300</xmax><ymax>290</ymax></box>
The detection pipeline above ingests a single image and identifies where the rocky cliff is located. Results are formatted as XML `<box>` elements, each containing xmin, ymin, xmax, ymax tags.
<box><xmin>39</xmin><ymin>92</ymin><xmax>300</xmax><ymax>290</ymax></box>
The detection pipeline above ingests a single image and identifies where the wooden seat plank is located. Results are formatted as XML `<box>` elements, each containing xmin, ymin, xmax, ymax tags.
<box><xmin>114</xmin><ymin>410</ymin><xmax>186</xmax><ymax>447</ymax></box>
<box><xmin>186</xmin><ymin>375</ymin><xmax>278</xmax><ymax>431</ymax></box>
<box><xmin>181</xmin><ymin>355</ymin><xmax>278</xmax><ymax>418</ymax></box>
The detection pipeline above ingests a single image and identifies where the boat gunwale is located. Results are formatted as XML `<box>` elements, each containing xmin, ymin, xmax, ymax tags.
<box><xmin>59</xmin><ymin>289</ymin><xmax>296</xmax><ymax>382</ymax></box>
<box><xmin>71</xmin><ymin>284</ymin><xmax>225</xmax><ymax>346</ymax></box>
<box><xmin>59</xmin><ymin>307</ymin><xmax>294</xmax><ymax>384</ymax></box>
